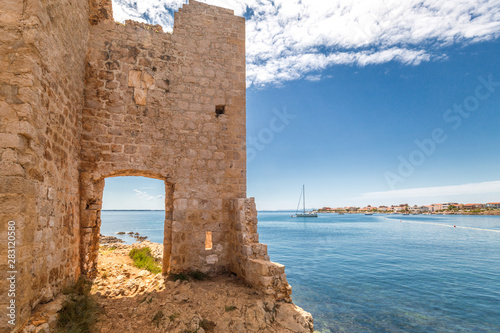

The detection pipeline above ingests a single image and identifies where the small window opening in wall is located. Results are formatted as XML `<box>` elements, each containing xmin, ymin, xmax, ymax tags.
<box><xmin>205</xmin><ymin>231</ymin><xmax>213</xmax><ymax>250</ymax></box>
<box><xmin>215</xmin><ymin>105</ymin><xmax>225</xmax><ymax>117</ymax></box>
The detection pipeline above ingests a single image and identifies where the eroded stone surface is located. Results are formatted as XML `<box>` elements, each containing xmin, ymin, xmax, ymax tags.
<box><xmin>0</xmin><ymin>0</ymin><xmax>89</xmax><ymax>330</ymax></box>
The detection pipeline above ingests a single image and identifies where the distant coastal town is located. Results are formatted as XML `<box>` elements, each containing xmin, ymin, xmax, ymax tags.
<box><xmin>319</xmin><ymin>202</ymin><xmax>500</xmax><ymax>215</ymax></box>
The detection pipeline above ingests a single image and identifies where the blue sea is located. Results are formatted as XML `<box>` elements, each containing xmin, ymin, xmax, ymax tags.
<box><xmin>101</xmin><ymin>210</ymin><xmax>166</xmax><ymax>244</ymax></box>
<box><xmin>101</xmin><ymin>211</ymin><xmax>500</xmax><ymax>332</ymax></box>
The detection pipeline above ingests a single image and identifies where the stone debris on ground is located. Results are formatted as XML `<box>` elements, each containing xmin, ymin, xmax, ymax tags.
<box><xmin>20</xmin><ymin>242</ymin><xmax>313</xmax><ymax>332</ymax></box>
<box><xmin>20</xmin><ymin>295</ymin><xmax>66</xmax><ymax>333</ymax></box>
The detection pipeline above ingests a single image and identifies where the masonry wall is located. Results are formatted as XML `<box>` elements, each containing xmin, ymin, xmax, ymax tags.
<box><xmin>79</xmin><ymin>1</ymin><xmax>247</xmax><ymax>276</ymax></box>
<box><xmin>0</xmin><ymin>0</ymin><xmax>89</xmax><ymax>331</ymax></box>
<box><xmin>229</xmin><ymin>198</ymin><xmax>292</xmax><ymax>301</ymax></box>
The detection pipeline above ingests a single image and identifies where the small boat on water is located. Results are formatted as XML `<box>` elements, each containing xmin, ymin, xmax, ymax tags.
<box><xmin>293</xmin><ymin>185</ymin><xmax>318</xmax><ymax>218</ymax></box>
<box><xmin>365</xmin><ymin>213</ymin><xmax>373</xmax><ymax>215</ymax></box>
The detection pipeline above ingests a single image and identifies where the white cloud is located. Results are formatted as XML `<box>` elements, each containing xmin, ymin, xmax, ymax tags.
<box><xmin>111</xmin><ymin>0</ymin><xmax>500</xmax><ymax>87</ymax></box>
<box><xmin>134</xmin><ymin>189</ymin><xmax>161</xmax><ymax>201</ymax></box>
<box><xmin>305</xmin><ymin>74</ymin><xmax>322</xmax><ymax>82</ymax></box>
<box><xmin>112</xmin><ymin>0</ymin><xmax>185</xmax><ymax>28</ymax></box>
<box><xmin>360</xmin><ymin>180</ymin><xmax>500</xmax><ymax>200</ymax></box>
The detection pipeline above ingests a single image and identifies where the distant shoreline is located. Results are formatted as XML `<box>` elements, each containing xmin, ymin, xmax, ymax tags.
<box><xmin>102</xmin><ymin>209</ymin><xmax>165</xmax><ymax>211</ymax></box>
<box><xmin>317</xmin><ymin>211</ymin><xmax>500</xmax><ymax>216</ymax></box>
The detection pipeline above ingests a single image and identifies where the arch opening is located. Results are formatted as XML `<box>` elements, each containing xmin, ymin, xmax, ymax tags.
<box><xmin>102</xmin><ymin>176</ymin><xmax>164</xmax><ymax>236</ymax></box>
<box><xmin>80</xmin><ymin>172</ymin><xmax>174</xmax><ymax>277</ymax></box>
<box><xmin>101</xmin><ymin>176</ymin><xmax>173</xmax><ymax>274</ymax></box>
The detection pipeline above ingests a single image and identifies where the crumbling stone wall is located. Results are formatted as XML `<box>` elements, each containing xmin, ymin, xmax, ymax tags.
<box><xmin>1</xmin><ymin>1</ymin><xmax>294</xmax><ymax>331</ymax></box>
<box><xmin>79</xmin><ymin>1</ymin><xmax>247</xmax><ymax>277</ymax></box>
<box><xmin>0</xmin><ymin>0</ymin><xmax>89</xmax><ymax>331</ymax></box>
<box><xmin>230</xmin><ymin>198</ymin><xmax>292</xmax><ymax>301</ymax></box>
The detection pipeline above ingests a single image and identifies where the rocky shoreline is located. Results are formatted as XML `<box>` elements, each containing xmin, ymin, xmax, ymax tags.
<box><xmin>20</xmin><ymin>241</ymin><xmax>314</xmax><ymax>333</ymax></box>
<box><xmin>99</xmin><ymin>231</ymin><xmax>149</xmax><ymax>244</ymax></box>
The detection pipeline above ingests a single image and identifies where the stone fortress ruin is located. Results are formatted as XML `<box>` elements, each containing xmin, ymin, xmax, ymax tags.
<box><xmin>0</xmin><ymin>0</ymin><xmax>294</xmax><ymax>331</ymax></box>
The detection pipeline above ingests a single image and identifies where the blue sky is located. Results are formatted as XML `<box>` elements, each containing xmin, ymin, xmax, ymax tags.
<box><xmin>103</xmin><ymin>0</ymin><xmax>500</xmax><ymax>210</ymax></box>
<box><xmin>102</xmin><ymin>177</ymin><xmax>166</xmax><ymax>210</ymax></box>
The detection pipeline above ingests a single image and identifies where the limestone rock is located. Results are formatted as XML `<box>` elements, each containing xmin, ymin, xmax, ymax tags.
<box><xmin>128</xmin><ymin>70</ymin><xmax>142</xmax><ymax>87</ymax></box>
<box><xmin>133</xmin><ymin>88</ymin><xmax>147</xmax><ymax>105</ymax></box>
<box><xmin>275</xmin><ymin>303</ymin><xmax>314</xmax><ymax>332</ymax></box>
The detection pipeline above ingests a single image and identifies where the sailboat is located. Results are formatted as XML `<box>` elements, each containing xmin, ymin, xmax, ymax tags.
<box><xmin>293</xmin><ymin>185</ymin><xmax>318</xmax><ymax>217</ymax></box>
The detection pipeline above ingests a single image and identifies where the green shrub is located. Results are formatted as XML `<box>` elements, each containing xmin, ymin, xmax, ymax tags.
<box><xmin>188</xmin><ymin>270</ymin><xmax>207</xmax><ymax>281</ymax></box>
<box><xmin>225</xmin><ymin>305</ymin><xmax>237</xmax><ymax>312</ymax></box>
<box><xmin>129</xmin><ymin>247</ymin><xmax>161</xmax><ymax>274</ymax></box>
<box><xmin>140</xmin><ymin>293</ymin><xmax>153</xmax><ymax>304</ymax></box>
<box><xmin>169</xmin><ymin>313</ymin><xmax>180</xmax><ymax>321</ymax></box>
<box><xmin>169</xmin><ymin>270</ymin><xmax>207</xmax><ymax>282</ymax></box>
<box><xmin>169</xmin><ymin>272</ymin><xmax>188</xmax><ymax>281</ymax></box>
<box><xmin>152</xmin><ymin>310</ymin><xmax>164</xmax><ymax>328</ymax></box>
<box><xmin>200</xmin><ymin>319</ymin><xmax>216</xmax><ymax>332</ymax></box>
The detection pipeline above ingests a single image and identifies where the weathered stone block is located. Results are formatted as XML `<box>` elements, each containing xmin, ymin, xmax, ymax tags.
<box><xmin>260</xmin><ymin>276</ymin><xmax>273</xmax><ymax>287</ymax></box>
<box><xmin>0</xmin><ymin>133</ymin><xmax>24</xmax><ymax>149</ymax></box>
<box><xmin>269</xmin><ymin>262</ymin><xmax>286</xmax><ymax>275</ymax></box>
<box><xmin>249</xmin><ymin>259</ymin><xmax>269</xmax><ymax>276</ymax></box>
<box><xmin>133</xmin><ymin>88</ymin><xmax>147</xmax><ymax>105</ymax></box>
<box><xmin>142</xmin><ymin>71</ymin><xmax>155</xmax><ymax>89</ymax></box>
<box><xmin>0</xmin><ymin>162</ymin><xmax>25</xmax><ymax>176</ymax></box>
<box><xmin>0</xmin><ymin>194</ymin><xmax>26</xmax><ymax>213</ymax></box>
<box><xmin>128</xmin><ymin>70</ymin><xmax>142</xmax><ymax>88</ymax></box>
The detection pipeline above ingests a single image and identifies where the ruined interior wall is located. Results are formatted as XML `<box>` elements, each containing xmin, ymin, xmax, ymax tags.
<box><xmin>80</xmin><ymin>0</ymin><xmax>247</xmax><ymax>276</ymax></box>
<box><xmin>0</xmin><ymin>0</ymin><xmax>89</xmax><ymax>330</ymax></box>
<box><xmin>229</xmin><ymin>198</ymin><xmax>292</xmax><ymax>302</ymax></box>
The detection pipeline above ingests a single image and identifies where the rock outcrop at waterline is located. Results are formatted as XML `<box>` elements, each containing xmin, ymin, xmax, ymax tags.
<box><xmin>100</xmin><ymin>234</ymin><xmax>125</xmax><ymax>244</ymax></box>
<box><xmin>99</xmin><ymin>232</ymin><xmax>149</xmax><ymax>244</ymax></box>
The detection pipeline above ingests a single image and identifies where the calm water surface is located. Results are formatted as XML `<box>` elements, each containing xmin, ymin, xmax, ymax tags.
<box><xmin>101</xmin><ymin>210</ymin><xmax>165</xmax><ymax>244</ymax></box>
<box><xmin>101</xmin><ymin>211</ymin><xmax>500</xmax><ymax>332</ymax></box>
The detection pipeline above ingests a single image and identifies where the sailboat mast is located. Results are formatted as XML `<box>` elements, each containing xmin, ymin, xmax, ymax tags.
<box><xmin>303</xmin><ymin>185</ymin><xmax>306</xmax><ymax>213</ymax></box>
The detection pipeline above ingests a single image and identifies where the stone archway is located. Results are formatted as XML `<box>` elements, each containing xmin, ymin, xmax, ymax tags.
<box><xmin>79</xmin><ymin>170</ymin><xmax>174</xmax><ymax>277</ymax></box>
